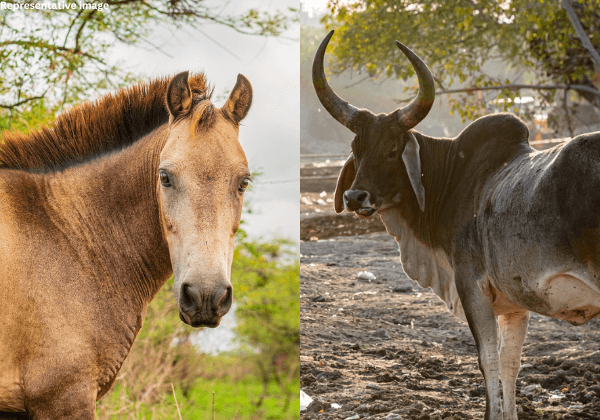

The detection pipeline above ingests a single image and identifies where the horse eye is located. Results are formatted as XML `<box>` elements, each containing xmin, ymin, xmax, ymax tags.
<box><xmin>159</xmin><ymin>170</ymin><xmax>172</xmax><ymax>187</ymax></box>
<box><xmin>238</xmin><ymin>178</ymin><xmax>250</xmax><ymax>192</ymax></box>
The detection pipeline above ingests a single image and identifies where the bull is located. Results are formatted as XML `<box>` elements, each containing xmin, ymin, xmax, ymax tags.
<box><xmin>313</xmin><ymin>30</ymin><xmax>600</xmax><ymax>420</ymax></box>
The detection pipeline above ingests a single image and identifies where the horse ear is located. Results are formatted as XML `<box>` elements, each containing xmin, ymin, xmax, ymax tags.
<box><xmin>223</xmin><ymin>74</ymin><xmax>253</xmax><ymax>123</ymax></box>
<box><xmin>402</xmin><ymin>132</ymin><xmax>426</xmax><ymax>212</ymax></box>
<box><xmin>166</xmin><ymin>71</ymin><xmax>192</xmax><ymax>119</ymax></box>
<box><xmin>334</xmin><ymin>153</ymin><xmax>356</xmax><ymax>214</ymax></box>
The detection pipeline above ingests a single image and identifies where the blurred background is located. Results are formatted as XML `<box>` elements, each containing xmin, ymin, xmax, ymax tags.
<box><xmin>0</xmin><ymin>1</ymin><xmax>299</xmax><ymax>418</ymax></box>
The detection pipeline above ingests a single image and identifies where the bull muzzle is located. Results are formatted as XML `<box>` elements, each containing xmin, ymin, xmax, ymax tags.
<box><xmin>178</xmin><ymin>281</ymin><xmax>233</xmax><ymax>328</ymax></box>
<box><xmin>344</xmin><ymin>189</ymin><xmax>375</xmax><ymax>216</ymax></box>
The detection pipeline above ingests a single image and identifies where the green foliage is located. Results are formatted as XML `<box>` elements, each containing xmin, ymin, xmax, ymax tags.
<box><xmin>234</xmin><ymin>233</ymin><xmax>300</xmax><ymax>411</ymax></box>
<box><xmin>0</xmin><ymin>0</ymin><xmax>295</xmax><ymax>128</ymax></box>
<box><xmin>321</xmin><ymin>0</ymin><xmax>600</xmax><ymax>128</ymax></box>
<box><xmin>0</xmin><ymin>98</ymin><xmax>57</xmax><ymax>134</ymax></box>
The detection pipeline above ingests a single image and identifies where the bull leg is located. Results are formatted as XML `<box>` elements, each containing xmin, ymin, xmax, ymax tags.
<box><xmin>455</xmin><ymin>269</ymin><xmax>503</xmax><ymax>420</ymax></box>
<box><xmin>498</xmin><ymin>311</ymin><xmax>529</xmax><ymax>420</ymax></box>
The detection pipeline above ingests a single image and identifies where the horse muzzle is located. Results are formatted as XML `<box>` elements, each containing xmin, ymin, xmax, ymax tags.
<box><xmin>177</xmin><ymin>281</ymin><xmax>233</xmax><ymax>328</ymax></box>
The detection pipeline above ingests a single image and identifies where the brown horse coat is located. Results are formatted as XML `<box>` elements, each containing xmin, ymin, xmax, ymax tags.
<box><xmin>0</xmin><ymin>72</ymin><xmax>252</xmax><ymax>419</ymax></box>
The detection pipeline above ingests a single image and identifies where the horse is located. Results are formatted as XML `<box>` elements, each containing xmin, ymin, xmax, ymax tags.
<box><xmin>0</xmin><ymin>71</ymin><xmax>253</xmax><ymax>419</ymax></box>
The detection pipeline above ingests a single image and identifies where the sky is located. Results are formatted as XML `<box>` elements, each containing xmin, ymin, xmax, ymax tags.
<box><xmin>110</xmin><ymin>0</ymin><xmax>300</xmax><ymax>244</ymax></box>
<box><xmin>301</xmin><ymin>0</ymin><xmax>330</xmax><ymax>12</ymax></box>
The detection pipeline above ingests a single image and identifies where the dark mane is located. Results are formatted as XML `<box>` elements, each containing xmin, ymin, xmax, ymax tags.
<box><xmin>0</xmin><ymin>73</ymin><xmax>212</xmax><ymax>171</ymax></box>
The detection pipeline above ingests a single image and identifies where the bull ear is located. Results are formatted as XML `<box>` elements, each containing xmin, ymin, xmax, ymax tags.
<box><xmin>402</xmin><ymin>133</ymin><xmax>426</xmax><ymax>212</ymax></box>
<box><xmin>166</xmin><ymin>71</ymin><xmax>192</xmax><ymax>119</ymax></box>
<box><xmin>334</xmin><ymin>153</ymin><xmax>356</xmax><ymax>214</ymax></box>
<box><xmin>223</xmin><ymin>74</ymin><xmax>253</xmax><ymax>123</ymax></box>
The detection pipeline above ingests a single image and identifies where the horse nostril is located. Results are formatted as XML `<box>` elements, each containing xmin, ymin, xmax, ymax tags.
<box><xmin>180</xmin><ymin>283</ymin><xmax>198</xmax><ymax>312</ymax></box>
<box><xmin>213</xmin><ymin>285</ymin><xmax>233</xmax><ymax>317</ymax></box>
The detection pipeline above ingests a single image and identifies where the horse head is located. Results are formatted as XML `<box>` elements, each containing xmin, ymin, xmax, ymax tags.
<box><xmin>159</xmin><ymin>71</ymin><xmax>252</xmax><ymax>328</ymax></box>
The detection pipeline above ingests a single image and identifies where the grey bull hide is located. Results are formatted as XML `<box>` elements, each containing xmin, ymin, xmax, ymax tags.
<box><xmin>313</xmin><ymin>30</ymin><xmax>600</xmax><ymax>420</ymax></box>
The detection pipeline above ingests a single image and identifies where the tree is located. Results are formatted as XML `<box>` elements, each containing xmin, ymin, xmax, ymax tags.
<box><xmin>233</xmin><ymin>234</ymin><xmax>300</xmax><ymax>412</ymax></box>
<box><xmin>0</xmin><ymin>0</ymin><xmax>295</xmax><ymax>129</ymax></box>
<box><xmin>321</xmin><ymin>0</ymin><xmax>600</xmax><ymax>135</ymax></box>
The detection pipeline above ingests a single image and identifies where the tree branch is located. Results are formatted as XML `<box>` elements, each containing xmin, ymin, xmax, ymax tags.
<box><xmin>440</xmin><ymin>83</ymin><xmax>600</xmax><ymax>96</ymax></box>
<box><xmin>0</xmin><ymin>94</ymin><xmax>46</xmax><ymax>110</ymax></box>
<box><xmin>562</xmin><ymin>0</ymin><xmax>600</xmax><ymax>71</ymax></box>
<box><xmin>74</xmin><ymin>10</ymin><xmax>97</xmax><ymax>51</ymax></box>
<box><xmin>344</xmin><ymin>76</ymin><xmax>369</xmax><ymax>89</ymax></box>
<box><xmin>63</xmin><ymin>9</ymin><xmax>85</xmax><ymax>48</ymax></box>
<box><xmin>395</xmin><ymin>83</ymin><xmax>600</xmax><ymax>103</ymax></box>
<box><xmin>0</xmin><ymin>40</ymin><xmax>107</xmax><ymax>65</ymax></box>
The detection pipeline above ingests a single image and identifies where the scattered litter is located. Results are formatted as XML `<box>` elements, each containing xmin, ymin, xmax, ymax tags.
<box><xmin>300</xmin><ymin>355</ymin><xmax>312</xmax><ymax>362</ymax></box>
<box><xmin>344</xmin><ymin>414</ymin><xmax>360</xmax><ymax>420</ymax></box>
<box><xmin>300</xmin><ymin>390</ymin><xmax>313</xmax><ymax>411</ymax></box>
<box><xmin>521</xmin><ymin>384</ymin><xmax>543</xmax><ymax>397</ymax></box>
<box><xmin>317</xmin><ymin>199</ymin><xmax>326</xmax><ymax>205</ymax></box>
<box><xmin>331</xmin><ymin>403</ymin><xmax>342</xmax><ymax>409</ymax></box>
<box><xmin>366</xmin><ymin>383</ymin><xmax>382</xmax><ymax>390</ymax></box>
<box><xmin>357</xmin><ymin>271</ymin><xmax>376</xmax><ymax>282</ymax></box>
<box><xmin>519</xmin><ymin>364</ymin><xmax>534</xmax><ymax>371</ymax></box>
<box><xmin>301</xmin><ymin>196</ymin><xmax>313</xmax><ymax>205</ymax></box>
<box><xmin>320</xmin><ymin>191</ymin><xmax>327</xmax><ymax>197</ymax></box>
<box><xmin>570</xmin><ymin>403</ymin><xmax>584</xmax><ymax>409</ymax></box>
<box><xmin>354</xmin><ymin>291</ymin><xmax>377</xmax><ymax>296</ymax></box>
<box><xmin>410</xmin><ymin>401</ymin><xmax>428</xmax><ymax>411</ymax></box>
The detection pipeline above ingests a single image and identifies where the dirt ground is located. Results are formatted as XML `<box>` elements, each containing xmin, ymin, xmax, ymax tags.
<box><xmin>300</xmin><ymin>168</ymin><xmax>600</xmax><ymax>420</ymax></box>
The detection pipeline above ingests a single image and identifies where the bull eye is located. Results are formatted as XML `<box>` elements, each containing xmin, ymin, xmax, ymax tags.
<box><xmin>388</xmin><ymin>147</ymin><xmax>399</xmax><ymax>160</ymax></box>
<box><xmin>238</xmin><ymin>177</ymin><xmax>251</xmax><ymax>193</ymax></box>
<box><xmin>159</xmin><ymin>170</ymin><xmax>172</xmax><ymax>187</ymax></box>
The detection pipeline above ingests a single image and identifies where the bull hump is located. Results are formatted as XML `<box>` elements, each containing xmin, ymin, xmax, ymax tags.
<box><xmin>379</xmin><ymin>209</ymin><xmax>466</xmax><ymax>322</ymax></box>
<box><xmin>456</xmin><ymin>113</ymin><xmax>530</xmax><ymax>150</ymax></box>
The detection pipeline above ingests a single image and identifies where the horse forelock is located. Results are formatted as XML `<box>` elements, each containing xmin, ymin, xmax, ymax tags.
<box><xmin>0</xmin><ymin>73</ymin><xmax>213</xmax><ymax>172</ymax></box>
<box><xmin>190</xmin><ymin>100</ymin><xmax>217</xmax><ymax>135</ymax></box>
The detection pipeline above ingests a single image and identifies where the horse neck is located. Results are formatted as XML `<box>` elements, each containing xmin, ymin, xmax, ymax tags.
<box><xmin>42</xmin><ymin>126</ymin><xmax>172</xmax><ymax>307</ymax></box>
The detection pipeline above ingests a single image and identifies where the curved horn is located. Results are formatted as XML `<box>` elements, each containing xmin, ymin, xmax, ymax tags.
<box><xmin>312</xmin><ymin>30</ymin><xmax>362</xmax><ymax>133</ymax></box>
<box><xmin>393</xmin><ymin>41</ymin><xmax>435</xmax><ymax>130</ymax></box>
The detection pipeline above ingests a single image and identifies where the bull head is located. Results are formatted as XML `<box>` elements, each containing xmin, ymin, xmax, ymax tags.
<box><xmin>313</xmin><ymin>30</ymin><xmax>435</xmax><ymax>215</ymax></box>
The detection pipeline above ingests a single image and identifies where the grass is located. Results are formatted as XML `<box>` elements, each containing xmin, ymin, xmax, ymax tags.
<box><xmin>94</xmin><ymin>278</ymin><xmax>299</xmax><ymax>420</ymax></box>
<box><xmin>96</xmin><ymin>358</ymin><xmax>299</xmax><ymax>420</ymax></box>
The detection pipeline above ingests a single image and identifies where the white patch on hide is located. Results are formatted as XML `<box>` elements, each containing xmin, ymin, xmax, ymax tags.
<box><xmin>379</xmin><ymin>208</ymin><xmax>466</xmax><ymax>322</ymax></box>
